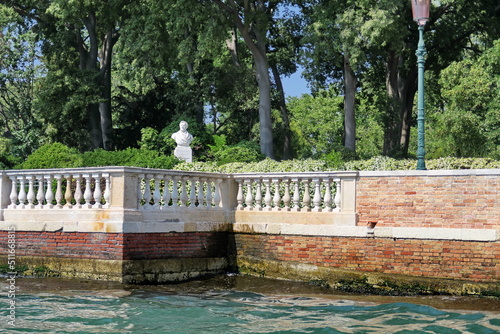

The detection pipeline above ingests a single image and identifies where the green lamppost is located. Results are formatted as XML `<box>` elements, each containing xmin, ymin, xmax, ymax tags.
<box><xmin>412</xmin><ymin>0</ymin><xmax>430</xmax><ymax>170</ymax></box>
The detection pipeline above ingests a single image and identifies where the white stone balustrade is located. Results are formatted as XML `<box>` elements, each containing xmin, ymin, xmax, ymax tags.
<box><xmin>136</xmin><ymin>171</ymin><xmax>226</xmax><ymax>210</ymax></box>
<box><xmin>4</xmin><ymin>169</ymin><xmax>111</xmax><ymax>209</ymax></box>
<box><xmin>233</xmin><ymin>172</ymin><xmax>351</xmax><ymax>212</ymax></box>
<box><xmin>0</xmin><ymin>167</ymin><xmax>358</xmax><ymax>230</ymax></box>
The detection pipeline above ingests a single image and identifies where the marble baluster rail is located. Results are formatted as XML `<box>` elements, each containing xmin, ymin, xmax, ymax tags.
<box><xmin>232</xmin><ymin>173</ymin><xmax>345</xmax><ymax>212</ymax></box>
<box><xmin>137</xmin><ymin>171</ymin><xmax>226</xmax><ymax>210</ymax></box>
<box><xmin>4</xmin><ymin>169</ymin><xmax>111</xmax><ymax>209</ymax></box>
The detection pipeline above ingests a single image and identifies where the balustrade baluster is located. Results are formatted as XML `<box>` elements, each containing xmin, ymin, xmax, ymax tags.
<box><xmin>152</xmin><ymin>175</ymin><xmax>161</xmax><ymax>209</ymax></box>
<box><xmin>74</xmin><ymin>174</ymin><xmax>83</xmax><ymax>208</ymax></box>
<box><xmin>213</xmin><ymin>179</ymin><xmax>221</xmax><ymax>209</ymax></box>
<box><xmin>137</xmin><ymin>174</ymin><xmax>144</xmax><ymax>208</ymax></box>
<box><xmin>236</xmin><ymin>179</ymin><xmax>244</xmax><ymax>210</ymax></box>
<box><xmin>272</xmin><ymin>179</ymin><xmax>281</xmax><ymax>211</ymax></box>
<box><xmin>45</xmin><ymin>175</ymin><xmax>54</xmax><ymax>208</ymax></box>
<box><xmin>292</xmin><ymin>178</ymin><xmax>300</xmax><ymax>211</ymax></box>
<box><xmin>263</xmin><ymin>179</ymin><xmax>272</xmax><ymax>211</ymax></box>
<box><xmin>83</xmin><ymin>175</ymin><xmax>93</xmax><ymax>208</ymax></box>
<box><xmin>204</xmin><ymin>179</ymin><xmax>212</xmax><ymax>209</ymax></box>
<box><xmin>171</xmin><ymin>177</ymin><xmax>179</xmax><ymax>208</ymax></box>
<box><xmin>9</xmin><ymin>176</ymin><xmax>18</xmax><ymax>209</ymax></box>
<box><xmin>27</xmin><ymin>176</ymin><xmax>35</xmax><ymax>208</ymax></box>
<box><xmin>36</xmin><ymin>176</ymin><xmax>45</xmax><ymax>208</ymax></box>
<box><xmin>334</xmin><ymin>179</ymin><xmax>341</xmax><ymax>211</ymax></box>
<box><xmin>162</xmin><ymin>176</ymin><xmax>171</xmax><ymax>209</ymax></box>
<box><xmin>254</xmin><ymin>180</ymin><xmax>262</xmax><ymax>210</ymax></box>
<box><xmin>189</xmin><ymin>179</ymin><xmax>197</xmax><ymax>208</ymax></box>
<box><xmin>312</xmin><ymin>178</ymin><xmax>322</xmax><ymax>212</ymax></box>
<box><xmin>197</xmin><ymin>178</ymin><xmax>206</xmax><ymax>209</ymax></box>
<box><xmin>55</xmin><ymin>175</ymin><xmax>64</xmax><ymax>208</ymax></box>
<box><xmin>144</xmin><ymin>175</ymin><xmax>153</xmax><ymax>208</ymax></box>
<box><xmin>282</xmin><ymin>179</ymin><xmax>291</xmax><ymax>211</ymax></box>
<box><xmin>323</xmin><ymin>177</ymin><xmax>333</xmax><ymax>212</ymax></box>
<box><xmin>302</xmin><ymin>179</ymin><xmax>311</xmax><ymax>211</ymax></box>
<box><xmin>64</xmin><ymin>174</ymin><xmax>73</xmax><ymax>208</ymax></box>
<box><xmin>245</xmin><ymin>179</ymin><xmax>254</xmax><ymax>210</ymax></box>
<box><xmin>103</xmin><ymin>174</ymin><xmax>111</xmax><ymax>208</ymax></box>
<box><xmin>18</xmin><ymin>176</ymin><xmax>27</xmax><ymax>208</ymax></box>
<box><xmin>179</xmin><ymin>178</ymin><xmax>188</xmax><ymax>207</ymax></box>
<box><xmin>93</xmin><ymin>174</ymin><xmax>102</xmax><ymax>208</ymax></box>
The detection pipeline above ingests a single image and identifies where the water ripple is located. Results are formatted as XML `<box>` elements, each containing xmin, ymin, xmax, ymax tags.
<box><xmin>0</xmin><ymin>291</ymin><xmax>498</xmax><ymax>333</ymax></box>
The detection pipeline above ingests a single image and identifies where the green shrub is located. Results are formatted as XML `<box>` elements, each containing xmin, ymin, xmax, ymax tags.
<box><xmin>82</xmin><ymin>148</ymin><xmax>181</xmax><ymax>169</ymax></box>
<box><xmin>15</xmin><ymin>143</ymin><xmax>83</xmax><ymax>169</ymax></box>
<box><xmin>213</xmin><ymin>143</ymin><xmax>264</xmax><ymax>165</ymax></box>
<box><xmin>344</xmin><ymin>156</ymin><xmax>416</xmax><ymax>171</ymax></box>
<box><xmin>344</xmin><ymin>156</ymin><xmax>500</xmax><ymax>171</ymax></box>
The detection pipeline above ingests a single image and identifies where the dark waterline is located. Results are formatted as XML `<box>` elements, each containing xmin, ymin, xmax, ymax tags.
<box><xmin>1</xmin><ymin>275</ymin><xmax>499</xmax><ymax>333</ymax></box>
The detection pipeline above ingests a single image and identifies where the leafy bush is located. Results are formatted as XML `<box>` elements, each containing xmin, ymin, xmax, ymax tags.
<box><xmin>15</xmin><ymin>143</ymin><xmax>83</xmax><ymax>169</ymax></box>
<box><xmin>344</xmin><ymin>156</ymin><xmax>500</xmax><ymax>171</ymax></box>
<box><xmin>344</xmin><ymin>156</ymin><xmax>416</xmax><ymax>171</ymax></box>
<box><xmin>0</xmin><ymin>137</ymin><xmax>20</xmax><ymax>169</ymax></box>
<box><xmin>174</xmin><ymin>158</ymin><xmax>332</xmax><ymax>173</ymax></box>
<box><xmin>15</xmin><ymin>144</ymin><xmax>181</xmax><ymax>170</ymax></box>
<box><xmin>82</xmin><ymin>148</ymin><xmax>181</xmax><ymax>169</ymax></box>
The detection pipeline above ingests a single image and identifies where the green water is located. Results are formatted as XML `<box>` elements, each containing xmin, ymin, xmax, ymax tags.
<box><xmin>1</xmin><ymin>276</ymin><xmax>499</xmax><ymax>333</ymax></box>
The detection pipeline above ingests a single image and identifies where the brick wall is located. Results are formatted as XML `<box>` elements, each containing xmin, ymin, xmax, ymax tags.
<box><xmin>122</xmin><ymin>232</ymin><xmax>229</xmax><ymax>260</ymax></box>
<box><xmin>357</xmin><ymin>173</ymin><xmax>500</xmax><ymax>229</ymax></box>
<box><xmin>0</xmin><ymin>231</ymin><xmax>229</xmax><ymax>261</ymax></box>
<box><xmin>235</xmin><ymin>234</ymin><xmax>499</xmax><ymax>282</ymax></box>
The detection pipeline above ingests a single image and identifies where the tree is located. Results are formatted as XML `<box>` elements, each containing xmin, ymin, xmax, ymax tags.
<box><xmin>303</xmin><ymin>0</ymin><xmax>500</xmax><ymax>157</ymax></box>
<box><xmin>431</xmin><ymin>40</ymin><xmax>500</xmax><ymax>158</ymax></box>
<box><xmin>211</xmin><ymin>0</ymin><xmax>277</xmax><ymax>159</ymax></box>
<box><xmin>4</xmin><ymin>0</ymin><xmax>132</xmax><ymax>150</ymax></box>
<box><xmin>287</xmin><ymin>90</ymin><xmax>343</xmax><ymax>158</ymax></box>
<box><xmin>0</xmin><ymin>6</ymin><xmax>43</xmax><ymax>159</ymax></box>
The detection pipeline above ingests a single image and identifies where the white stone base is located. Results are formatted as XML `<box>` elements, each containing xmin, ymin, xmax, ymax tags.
<box><xmin>174</xmin><ymin>146</ymin><xmax>192</xmax><ymax>162</ymax></box>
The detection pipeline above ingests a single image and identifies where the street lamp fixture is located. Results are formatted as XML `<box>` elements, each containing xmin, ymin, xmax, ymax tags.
<box><xmin>412</xmin><ymin>0</ymin><xmax>430</xmax><ymax>170</ymax></box>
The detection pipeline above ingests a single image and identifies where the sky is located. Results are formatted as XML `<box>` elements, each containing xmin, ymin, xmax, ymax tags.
<box><xmin>282</xmin><ymin>69</ymin><xmax>310</xmax><ymax>97</ymax></box>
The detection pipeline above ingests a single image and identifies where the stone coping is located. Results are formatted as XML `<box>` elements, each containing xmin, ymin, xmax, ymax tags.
<box><xmin>2</xmin><ymin>220</ymin><xmax>497</xmax><ymax>241</ymax></box>
<box><xmin>232</xmin><ymin>223</ymin><xmax>499</xmax><ymax>242</ymax></box>
<box><xmin>358</xmin><ymin>169</ymin><xmax>500</xmax><ymax>177</ymax></box>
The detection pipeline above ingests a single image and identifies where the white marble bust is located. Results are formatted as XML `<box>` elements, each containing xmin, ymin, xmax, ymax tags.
<box><xmin>171</xmin><ymin>120</ymin><xmax>193</xmax><ymax>162</ymax></box>
<box><xmin>171</xmin><ymin>121</ymin><xmax>193</xmax><ymax>147</ymax></box>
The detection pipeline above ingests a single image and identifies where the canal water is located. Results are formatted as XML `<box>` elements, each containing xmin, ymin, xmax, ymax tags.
<box><xmin>1</xmin><ymin>275</ymin><xmax>499</xmax><ymax>333</ymax></box>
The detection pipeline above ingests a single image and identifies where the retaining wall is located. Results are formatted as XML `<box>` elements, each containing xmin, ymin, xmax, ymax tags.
<box><xmin>0</xmin><ymin>168</ymin><xmax>498</xmax><ymax>294</ymax></box>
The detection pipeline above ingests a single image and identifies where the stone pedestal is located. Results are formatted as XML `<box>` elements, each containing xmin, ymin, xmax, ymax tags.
<box><xmin>174</xmin><ymin>146</ymin><xmax>192</xmax><ymax>163</ymax></box>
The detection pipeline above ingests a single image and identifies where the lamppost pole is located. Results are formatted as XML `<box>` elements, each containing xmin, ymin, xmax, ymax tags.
<box><xmin>416</xmin><ymin>25</ymin><xmax>426</xmax><ymax>170</ymax></box>
<box><xmin>411</xmin><ymin>0</ymin><xmax>430</xmax><ymax>170</ymax></box>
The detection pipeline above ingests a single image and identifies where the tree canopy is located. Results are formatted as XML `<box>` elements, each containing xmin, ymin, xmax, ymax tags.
<box><xmin>0</xmin><ymin>0</ymin><xmax>499</xmax><ymax>166</ymax></box>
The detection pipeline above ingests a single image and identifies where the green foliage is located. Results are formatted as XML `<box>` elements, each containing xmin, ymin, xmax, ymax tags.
<box><xmin>207</xmin><ymin>135</ymin><xmax>264</xmax><ymax>165</ymax></box>
<box><xmin>35</xmin><ymin>69</ymin><xmax>101</xmax><ymax>151</ymax></box>
<box><xmin>0</xmin><ymin>137</ymin><xmax>21</xmax><ymax>169</ymax></box>
<box><xmin>81</xmin><ymin>148</ymin><xmax>181</xmax><ymax>169</ymax></box>
<box><xmin>287</xmin><ymin>90</ymin><xmax>344</xmax><ymax>158</ymax></box>
<box><xmin>16</xmin><ymin>143</ymin><xmax>83</xmax><ymax>169</ymax></box>
<box><xmin>15</xmin><ymin>143</ymin><xmax>181</xmax><ymax>170</ymax></box>
<box><xmin>344</xmin><ymin>156</ymin><xmax>500</xmax><ymax>171</ymax></box>
<box><xmin>173</xmin><ymin>158</ymin><xmax>333</xmax><ymax>173</ymax></box>
<box><xmin>432</xmin><ymin>40</ymin><xmax>500</xmax><ymax>158</ymax></box>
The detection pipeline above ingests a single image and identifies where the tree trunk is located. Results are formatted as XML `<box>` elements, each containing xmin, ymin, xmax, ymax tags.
<box><xmin>343</xmin><ymin>53</ymin><xmax>356</xmax><ymax>153</ymax></box>
<box><xmin>399</xmin><ymin>71</ymin><xmax>417</xmax><ymax>156</ymax></box>
<box><xmin>99</xmin><ymin>31</ymin><xmax>113</xmax><ymax>150</ymax></box>
<box><xmin>383</xmin><ymin>50</ymin><xmax>404</xmax><ymax>156</ymax></box>
<box><xmin>255</xmin><ymin>53</ymin><xmax>274</xmax><ymax>159</ymax></box>
<box><xmin>270</xmin><ymin>64</ymin><xmax>292</xmax><ymax>160</ymax></box>
<box><xmin>212</xmin><ymin>0</ymin><xmax>274</xmax><ymax>159</ymax></box>
<box><xmin>383</xmin><ymin>50</ymin><xmax>417</xmax><ymax>157</ymax></box>
<box><xmin>78</xmin><ymin>13</ymin><xmax>116</xmax><ymax>150</ymax></box>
